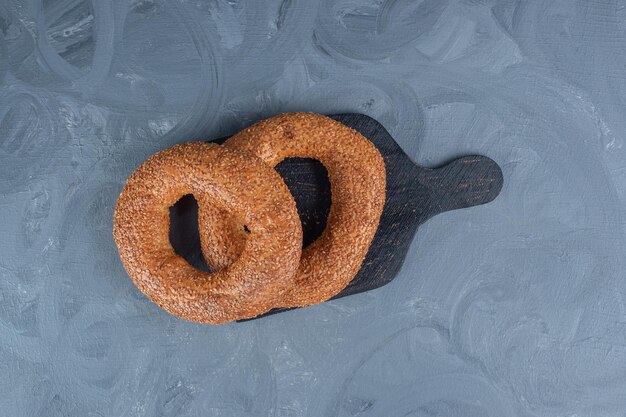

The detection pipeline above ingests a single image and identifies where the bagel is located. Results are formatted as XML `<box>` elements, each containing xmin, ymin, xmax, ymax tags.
<box><xmin>113</xmin><ymin>142</ymin><xmax>302</xmax><ymax>323</ymax></box>
<box><xmin>199</xmin><ymin>113</ymin><xmax>386</xmax><ymax>308</ymax></box>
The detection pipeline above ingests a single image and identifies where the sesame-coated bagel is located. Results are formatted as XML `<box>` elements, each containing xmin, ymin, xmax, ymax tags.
<box><xmin>199</xmin><ymin>113</ymin><xmax>386</xmax><ymax>308</ymax></box>
<box><xmin>113</xmin><ymin>142</ymin><xmax>302</xmax><ymax>323</ymax></box>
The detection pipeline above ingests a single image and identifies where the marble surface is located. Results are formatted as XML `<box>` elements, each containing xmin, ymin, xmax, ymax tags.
<box><xmin>2</xmin><ymin>0</ymin><xmax>626</xmax><ymax>415</ymax></box>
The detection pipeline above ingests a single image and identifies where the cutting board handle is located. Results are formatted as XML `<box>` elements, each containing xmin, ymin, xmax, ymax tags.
<box><xmin>417</xmin><ymin>155</ymin><xmax>503</xmax><ymax>218</ymax></box>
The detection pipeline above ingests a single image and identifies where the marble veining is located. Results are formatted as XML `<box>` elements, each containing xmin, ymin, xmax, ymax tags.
<box><xmin>2</xmin><ymin>0</ymin><xmax>626</xmax><ymax>415</ymax></box>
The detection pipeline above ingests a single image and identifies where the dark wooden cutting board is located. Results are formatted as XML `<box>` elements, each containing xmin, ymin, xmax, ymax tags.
<box><xmin>169</xmin><ymin>113</ymin><xmax>503</xmax><ymax>320</ymax></box>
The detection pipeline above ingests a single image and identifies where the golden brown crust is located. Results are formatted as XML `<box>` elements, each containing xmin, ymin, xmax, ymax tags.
<box><xmin>113</xmin><ymin>142</ymin><xmax>302</xmax><ymax>323</ymax></box>
<box><xmin>199</xmin><ymin>113</ymin><xmax>386</xmax><ymax>307</ymax></box>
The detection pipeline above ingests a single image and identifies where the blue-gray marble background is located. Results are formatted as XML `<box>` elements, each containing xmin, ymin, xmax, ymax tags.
<box><xmin>2</xmin><ymin>0</ymin><xmax>626</xmax><ymax>415</ymax></box>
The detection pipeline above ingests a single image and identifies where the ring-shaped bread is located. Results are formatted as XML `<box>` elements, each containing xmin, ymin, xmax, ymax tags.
<box><xmin>199</xmin><ymin>113</ymin><xmax>386</xmax><ymax>308</ymax></box>
<box><xmin>113</xmin><ymin>142</ymin><xmax>302</xmax><ymax>323</ymax></box>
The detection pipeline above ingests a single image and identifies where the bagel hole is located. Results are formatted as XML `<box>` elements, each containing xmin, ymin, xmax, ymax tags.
<box><xmin>169</xmin><ymin>194</ymin><xmax>212</xmax><ymax>272</ymax></box>
<box><xmin>275</xmin><ymin>157</ymin><xmax>331</xmax><ymax>248</ymax></box>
